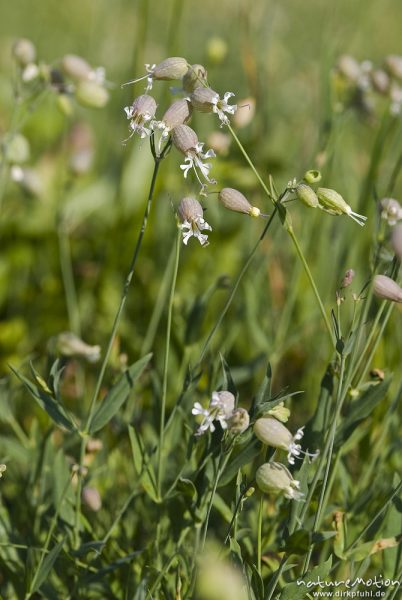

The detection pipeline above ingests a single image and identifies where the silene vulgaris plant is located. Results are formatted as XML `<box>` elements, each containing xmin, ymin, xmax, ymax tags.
<box><xmin>1</xmin><ymin>43</ymin><xmax>402</xmax><ymax>600</ymax></box>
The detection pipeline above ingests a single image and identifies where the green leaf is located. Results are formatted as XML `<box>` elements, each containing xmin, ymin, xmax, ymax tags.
<box><xmin>128</xmin><ymin>424</ymin><xmax>158</xmax><ymax>503</ymax></box>
<box><xmin>30</xmin><ymin>538</ymin><xmax>65</xmax><ymax>593</ymax></box>
<box><xmin>89</xmin><ymin>353</ymin><xmax>152</xmax><ymax>434</ymax></box>
<box><xmin>279</xmin><ymin>556</ymin><xmax>332</xmax><ymax>600</ymax></box>
<box><xmin>336</xmin><ymin>378</ymin><xmax>391</xmax><ymax>447</ymax></box>
<box><xmin>218</xmin><ymin>437</ymin><xmax>261</xmax><ymax>487</ymax></box>
<box><xmin>10</xmin><ymin>365</ymin><xmax>76</xmax><ymax>432</ymax></box>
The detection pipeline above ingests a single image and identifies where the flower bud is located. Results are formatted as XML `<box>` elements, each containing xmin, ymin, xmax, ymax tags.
<box><xmin>256</xmin><ymin>462</ymin><xmax>304</xmax><ymax>501</ymax></box>
<box><xmin>373</xmin><ymin>274</ymin><xmax>402</xmax><ymax>303</ymax></box>
<box><xmin>190</xmin><ymin>87</ymin><xmax>219</xmax><ymax>113</ymax></box>
<box><xmin>153</xmin><ymin>57</ymin><xmax>188</xmax><ymax>81</ymax></box>
<box><xmin>385</xmin><ymin>55</ymin><xmax>402</xmax><ymax>81</ymax></box>
<box><xmin>61</xmin><ymin>54</ymin><xmax>92</xmax><ymax>81</ymax></box>
<box><xmin>254</xmin><ymin>417</ymin><xmax>293</xmax><ymax>451</ymax></box>
<box><xmin>218</xmin><ymin>188</ymin><xmax>261</xmax><ymax>217</ymax></box>
<box><xmin>303</xmin><ymin>169</ymin><xmax>322</xmax><ymax>184</ymax></box>
<box><xmin>206</xmin><ymin>37</ymin><xmax>228</xmax><ymax>64</ymax></box>
<box><xmin>371</xmin><ymin>69</ymin><xmax>390</xmax><ymax>95</ymax></box>
<box><xmin>267</xmin><ymin>402</ymin><xmax>290</xmax><ymax>423</ymax></box>
<box><xmin>296</xmin><ymin>183</ymin><xmax>319</xmax><ymax>208</ymax></box>
<box><xmin>12</xmin><ymin>38</ymin><xmax>36</xmax><ymax>66</ymax></box>
<box><xmin>337</xmin><ymin>55</ymin><xmax>361</xmax><ymax>82</ymax></box>
<box><xmin>172</xmin><ymin>124</ymin><xmax>198</xmax><ymax>154</ymax></box>
<box><xmin>75</xmin><ymin>81</ymin><xmax>109</xmax><ymax>108</ymax></box>
<box><xmin>178</xmin><ymin>197</ymin><xmax>204</xmax><ymax>223</ymax></box>
<box><xmin>340</xmin><ymin>268</ymin><xmax>355</xmax><ymax>288</ymax></box>
<box><xmin>82</xmin><ymin>486</ymin><xmax>102</xmax><ymax>511</ymax></box>
<box><xmin>182</xmin><ymin>64</ymin><xmax>208</xmax><ymax>92</ymax></box>
<box><xmin>391</xmin><ymin>223</ymin><xmax>402</xmax><ymax>261</ymax></box>
<box><xmin>161</xmin><ymin>98</ymin><xmax>192</xmax><ymax>129</ymax></box>
<box><xmin>227</xmin><ymin>408</ymin><xmax>250</xmax><ymax>434</ymax></box>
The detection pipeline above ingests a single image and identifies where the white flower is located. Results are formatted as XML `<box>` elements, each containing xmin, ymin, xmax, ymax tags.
<box><xmin>211</xmin><ymin>92</ymin><xmax>237</xmax><ymax>126</ymax></box>
<box><xmin>192</xmin><ymin>391</ymin><xmax>235</xmax><ymax>436</ymax></box>
<box><xmin>177</xmin><ymin>197</ymin><xmax>212</xmax><ymax>246</ymax></box>
<box><xmin>180</xmin><ymin>142</ymin><xmax>216</xmax><ymax>194</ymax></box>
<box><xmin>381</xmin><ymin>197</ymin><xmax>402</xmax><ymax>225</ymax></box>
<box><xmin>254</xmin><ymin>417</ymin><xmax>319</xmax><ymax>465</ymax></box>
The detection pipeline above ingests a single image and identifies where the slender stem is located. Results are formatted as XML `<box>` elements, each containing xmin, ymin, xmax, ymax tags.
<box><xmin>350</xmin><ymin>300</ymin><xmax>386</xmax><ymax>384</ymax></box>
<box><xmin>227</xmin><ymin>124</ymin><xmax>276</xmax><ymax>207</ymax></box>
<box><xmin>355</xmin><ymin>301</ymin><xmax>394</xmax><ymax>386</ymax></box>
<box><xmin>201</xmin><ymin>448</ymin><xmax>232</xmax><ymax>551</ymax></box>
<box><xmin>257</xmin><ymin>495</ymin><xmax>264</xmax><ymax>577</ymax></box>
<box><xmin>157</xmin><ymin>227</ymin><xmax>181</xmax><ymax>499</ymax></box>
<box><xmin>287</xmin><ymin>226</ymin><xmax>335</xmax><ymax>347</ymax></box>
<box><xmin>302</xmin><ymin>354</ymin><xmax>346</xmax><ymax>574</ymax></box>
<box><xmin>58</xmin><ymin>222</ymin><xmax>81</xmax><ymax>335</ymax></box>
<box><xmin>73</xmin><ymin>153</ymin><xmax>162</xmax><ymax>548</ymax></box>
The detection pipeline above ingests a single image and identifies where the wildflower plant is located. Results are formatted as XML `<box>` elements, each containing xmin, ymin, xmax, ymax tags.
<box><xmin>1</xmin><ymin>19</ymin><xmax>402</xmax><ymax>600</ymax></box>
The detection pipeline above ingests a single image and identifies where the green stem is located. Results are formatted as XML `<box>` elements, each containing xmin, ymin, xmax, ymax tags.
<box><xmin>157</xmin><ymin>227</ymin><xmax>181</xmax><ymax>499</ymax></box>
<box><xmin>350</xmin><ymin>300</ymin><xmax>386</xmax><ymax>385</ymax></box>
<box><xmin>257</xmin><ymin>495</ymin><xmax>264</xmax><ymax>577</ymax></box>
<box><xmin>58</xmin><ymin>222</ymin><xmax>81</xmax><ymax>336</ymax></box>
<box><xmin>302</xmin><ymin>354</ymin><xmax>346</xmax><ymax>574</ymax></box>
<box><xmin>355</xmin><ymin>301</ymin><xmax>394</xmax><ymax>386</ymax></box>
<box><xmin>287</xmin><ymin>226</ymin><xmax>335</xmax><ymax>347</ymax></box>
<box><xmin>73</xmin><ymin>152</ymin><xmax>162</xmax><ymax>548</ymax></box>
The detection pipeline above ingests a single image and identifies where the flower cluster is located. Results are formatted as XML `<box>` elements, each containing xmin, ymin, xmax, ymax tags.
<box><xmin>122</xmin><ymin>56</ymin><xmax>267</xmax><ymax>247</ymax></box>
<box><xmin>292</xmin><ymin>171</ymin><xmax>367</xmax><ymax>227</ymax></box>
<box><xmin>333</xmin><ymin>54</ymin><xmax>402</xmax><ymax>117</ymax></box>
<box><xmin>11</xmin><ymin>39</ymin><xmax>110</xmax><ymax>111</ymax></box>
<box><xmin>192</xmin><ymin>391</ymin><xmax>250</xmax><ymax>437</ymax></box>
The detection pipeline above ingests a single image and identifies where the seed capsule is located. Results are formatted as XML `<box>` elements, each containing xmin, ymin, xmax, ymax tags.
<box><xmin>161</xmin><ymin>98</ymin><xmax>192</xmax><ymax>129</ymax></box>
<box><xmin>373</xmin><ymin>274</ymin><xmax>402</xmax><ymax>303</ymax></box>
<box><xmin>296</xmin><ymin>183</ymin><xmax>319</xmax><ymax>208</ymax></box>
<box><xmin>171</xmin><ymin>124</ymin><xmax>198</xmax><ymax>154</ymax></box>
<box><xmin>227</xmin><ymin>408</ymin><xmax>250</xmax><ymax>434</ymax></box>
<box><xmin>153</xmin><ymin>57</ymin><xmax>188</xmax><ymax>81</ymax></box>
<box><xmin>183</xmin><ymin>64</ymin><xmax>208</xmax><ymax>92</ymax></box>
<box><xmin>218</xmin><ymin>188</ymin><xmax>261</xmax><ymax>217</ymax></box>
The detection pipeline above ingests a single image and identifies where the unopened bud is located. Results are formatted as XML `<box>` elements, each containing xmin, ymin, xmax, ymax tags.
<box><xmin>61</xmin><ymin>54</ymin><xmax>92</xmax><ymax>81</ymax></box>
<box><xmin>218</xmin><ymin>188</ymin><xmax>260</xmax><ymax>217</ymax></box>
<box><xmin>385</xmin><ymin>55</ymin><xmax>402</xmax><ymax>81</ymax></box>
<box><xmin>337</xmin><ymin>55</ymin><xmax>361</xmax><ymax>82</ymax></box>
<box><xmin>153</xmin><ymin>57</ymin><xmax>188</xmax><ymax>81</ymax></box>
<box><xmin>373</xmin><ymin>274</ymin><xmax>402</xmax><ymax>303</ymax></box>
<box><xmin>256</xmin><ymin>462</ymin><xmax>304</xmax><ymax>501</ymax></box>
<box><xmin>161</xmin><ymin>98</ymin><xmax>192</xmax><ymax>129</ymax></box>
<box><xmin>172</xmin><ymin>124</ymin><xmax>198</xmax><ymax>154</ymax></box>
<box><xmin>12</xmin><ymin>38</ymin><xmax>36</xmax><ymax>66</ymax></box>
<box><xmin>182</xmin><ymin>64</ymin><xmax>208</xmax><ymax>93</ymax></box>
<box><xmin>267</xmin><ymin>402</ymin><xmax>290</xmax><ymax>423</ymax></box>
<box><xmin>391</xmin><ymin>224</ymin><xmax>402</xmax><ymax>260</ymax></box>
<box><xmin>82</xmin><ymin>486</ymin><xmax>102</xmax><ymax>512</ymax></box>
<box><xmin>190</xmin><ymin>87</ymin><xmax>219</xmax><ymax>113</ymax></box>
<box><xmin>303</xmin><ymin>169</ymin><xmax>322</xmax><ymax>184</ymax></box>
<box><xmin>178</xmin><ymin>197</ymin><xmax>204</xmax><ymax>223</ymax></box>
<box><xmin>340</xmin><ymin>268</ymin><xmax>355</xmax><ymax>288</ymax></box>
<box><xmin>75</xmin><ymin>81</ymin><xmax>109</xmax><ymax>108</ymax></box>
<box><xmin>296</xmin><ymin>183</ymin><xmax>319</xmax><ymax>208</ymax></box>
<box><xmin>371</xmin><ymin>69</ymin><xmax>390</xmax><ymax>95</ymax></box>
<box><xmin>227</xmin><ymin>408</ymin><xmax>250</xmax><ymax>434</ymax></box>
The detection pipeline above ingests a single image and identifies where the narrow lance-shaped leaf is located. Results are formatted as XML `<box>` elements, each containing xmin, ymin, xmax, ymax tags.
<box><xmin>89</xmin><ymin>353</ymin><xmax>152</xmax><ymax>434</ymax></box>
